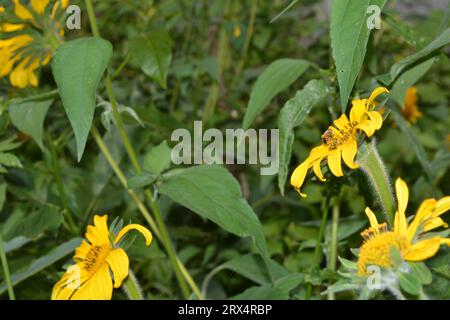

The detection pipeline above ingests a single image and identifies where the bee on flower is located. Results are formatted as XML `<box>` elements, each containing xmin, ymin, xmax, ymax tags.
<box><xmin>290</xmin><ymin>87</ymin><xmax>389</xmax><ymax>197</ymax></box>
<box><xmin>0</xmin><ymin>0</ymin><xmax>69</xmax><ymax>88</ymax></box>
<box><xmin>51</xmin><ymin>215</ymin><xmax>153</xmax><ymax>300</ymax></box>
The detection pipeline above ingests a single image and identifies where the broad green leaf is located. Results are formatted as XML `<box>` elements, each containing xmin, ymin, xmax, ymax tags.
<box><xmin>128</xmin><ymin>173</ymin><xmax>156</xmax><ymax>190</ymax></box>
<box><xmin>0</xmin><ymin>237</ymin><xmax>82</xmax><ymax>295</ymax></box>
<box><xmin>3</xmin><ymin>236</ymin><xmax>30</xmax><ymax>254</ymax></box>
<box><xmin>52</xmin><ymin>37</ymin><xmax>113</xmax><ymax>161</ymax></box>
<box><xmin>277</xmin><ymin>79</ymin><xmax>328</xmax><ymax>194</ymax></box>
<box><xmin>242</xmin><ymin>58</ymin><xmax>310</xmax><ymax>129</ymax></box>
<box><xmin>398</xmin><ymin>270</ymin><xmax>422</xmax><ymax>296</ymax></box>
<box><xmin>390</xmin><ymin>58</ymin><xmax>435</xmax><ymax>106</ymax></box>
<box><xmin>144</xmin><ymin>140</ymin><xmax>172</xmax><ymax>175</ymax></box>
<box><xmin>410</xmin><ymin>262</ymin><xmax>433</xmax><ymax>285</ymax></box>
<box><xmin>158</xmin><ymin>165</ymin><xmax>268</xmax><ymax>259</ymax></box>
<box><xmin>390</xmin><ymin>28</ymin><xmax>450</xmax><ymax>82</ymax></box>
<box><xmin>331</xmin><ymin>0</ymin><xmax>387</xmax><ymax>111</ymax></box>
<box><xmin>130</xmin><ymin>30</ymin><xmax>173</xmax><ymax>89</ymax></box>
<box><xmin>8</xmin><ymin>99</ymin><xmax>53</xmax><ymax>150</ymax></box>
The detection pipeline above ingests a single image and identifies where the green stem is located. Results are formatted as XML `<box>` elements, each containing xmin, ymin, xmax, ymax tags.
<box><xmin>47</xmin><ymin>131</ymin><xmax>78</xmax><ymax>234</ymax></box>
<box><xmin>85</xmin><ymin>0</ymin><xmax>193</xmax><ymax>299</ymax></box>
<box><xmin>123</xmin><ymin>270</ymin><xmax>144</xmax><ymax>300</ymax></box>
<box><xmin>327</xmin><ymin>200</ymin><xmax>339</xmax><ymax>300</ymax></box>
<box><xmin>90</xmin><ymin>127</ymin><xmax>202</xmax><ymax>299</ymax></box>
<box><xmin>357</xmin><ymin>140</ymin><xmax>395</xmax><ymax>226</ymax></box>
<box><xmin>306</xmin><ymin>198</ymin><xmax>329</xmax><ymax>300</ymax></box>
<box><xmin>231</xmin><ymin>0</ymin><xmax>257</xmax><ymax>89</ymax></box>
<box><xmin>0</xmin><ymin>232</ymin><xmax>15</xmax><ymax>300</ymax></box>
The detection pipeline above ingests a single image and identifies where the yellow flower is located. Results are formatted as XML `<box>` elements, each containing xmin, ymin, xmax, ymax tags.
<box><xmin>233</xmin><ymin>25</ymin><xmax>241</xmax><ymax>38</ymax></box>
<box><xmin>402</xmin><ymin>86</ymin><xmax>422</xmax><ymax>124</ymax></box>
<box><xmin>357</xmin><ymin>178</ymin><xmax>450</xmax><ymax>275</ymax></box>
<box><xmin>51</xmin><ymin>215</ymin><xmax>153</xmax><ymax>300</ymax></box>
<box><xmin>0</xmin><ymin>0</ymin><xmax>68</xmax><ymax>88</ymax></box>
<box><xmin>290</xmin><ymin>87</ymin><xmax>389</xmax><ymax>197</ymax></box>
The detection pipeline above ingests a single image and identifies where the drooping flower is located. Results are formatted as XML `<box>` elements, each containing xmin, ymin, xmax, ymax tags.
<box><xmin>0</xmin><ymin>0</ymin><xmax>69</xmax><ymax>88</ymax></box>
<box><xmin>401</xmin><ymin>86</ymin><xmax>422</xmax><ymax>124</ymax></box>
<box><xmin>290</xmin><ymin>87</ymin><xmax>389</xmax><ymax>197</ymax></box>
<box><xmin>357</xmin><ymin>177</ymin><xmax>450</xmax><ymax>275</ymax></box>
<box><xmin>51</xmin><ymin>215</ymin><xmax>153</xmax><ymax>300</ymax></box>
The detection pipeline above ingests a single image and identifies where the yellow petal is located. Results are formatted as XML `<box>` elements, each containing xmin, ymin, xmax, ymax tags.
<box><xmin>342</xmin><ymin>140</ymin><xmax>358</xmax><ymax>169</ymax></box>
<box><xmin>85</xmin><ymin>215</ymin><xmax>110</xmax><ymax>245</ymax></box>
<box><xmin>290</xmin><ymin>161</ymin><xmax>310</xmax><ymax>197</ymax></box>
<box><xmin>365</xmin><ymin>207</ymin><xmax>379</xmax><ymax>228</ymax></box>
<box><xmin>367</xmin><ymin>110</ymin><xmax>383</xmax><ymax>130</ymax></box>
<box><xmin>52</xmin><ymin>263</ymin><xmax>89</xmax><ymax>300</ymax></box>
<box><xmin>31</xmin><ymin>0</ymin><xmax>49</xmax><ymax>14</ymax></box>
<box><xmin>356</xmin><ymin>119</ymin><xmax>375</xmax><ymax>137</ymax></box>
<box><xmin>407</xmin><ymin>199</ymin><xmax>437</xmax><ymax>241</ymax></box>
<box><xmin>74</xmin><ymin>240</ymin><xmax>92</xmax><ymax>262</ymax></box>
<box><xmin>106</xmin><ymin>248</ymin><xmax>129</xmax><ymax>288</ymax></box>
<box><xmin>432</xmin><ymin>196</ymin><xmax>450</xmax><ymax>218</ymax></box>
<box><xmin>115</xmin><ymin>224</ymin><xmax>153</xmax><ymax>246</ymax></box>
<box><xmin>350</xmin><ymin>99</ymin><xmax>366</xmax><ymax>123</ymax></box>
<box><xmin>70</xmin><ymin>264</ymin><xmax>113</xmax><ymax>300</ymax></box>
<box><xmin>405</xmin><ymin>237</ymin><xmax>442</xmax><ymax>262</ymax></box>
<box><xmin>327</xmin><ymin>148</ymin><xmax>343</xmax><ymax>177</ymax></box>
<box><xmin>367</xmin><ymin>87</ymin><xmax>389</xmax><ymax>109</ymax></box>
<box><xmin>312</xmin><ymin>159</ymin><xmax>326</xmax><ymax>182</ymax></box>
<box><xmin>423</xmin><ymin>217</ymin><xmax>448</xmax><ymax>232</ymax></box>
<box><xmin>13</xmin><ymin>0</ymin><xmax>33</xmax><ymax>20</ymax></box>
<box><xmin>0</xmin><ymin>7</ymin><xmax>5</xmax><ymax>13</ymax></box>
<box><xmin>394</xmin><ymin>178</ymin><xmax>408</xmax><ymax>234</ymax></box>
<box><xmin>333</xmin><ymin>114</ymin><xmax>350</xmax><ymax>131</ymax></box>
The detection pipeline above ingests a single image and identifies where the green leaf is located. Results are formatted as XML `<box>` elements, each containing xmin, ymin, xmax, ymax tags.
<box><xmin>410</xmin><ymin>262</ymin><xmax>433</xmax><ymax>285</ymax></box>
<box><xmin>229</xmin><ymin>273</ymin><xmax>304</xmax><ymax>300</ymax></box>
<box><xmin>0</xmin><ymin>237</ymin><xmax>82</xmax><ymax>295</ymax></box>
<box><xmin>144</xmin><ymin>140</ymin><xmax>172</xmax><ymax>175</ymax></box>
<box><xmin>130</xmin><ymin>30</ymin><xmax>173</xmax><ymax>89</ymax></box>
<box><xmin>398</xmin><ymin>270</ymin><xmax>422</xmax><ymax>296</ymax></box>
<box><xmin>331</xmin><ymin>0</ymin><xmax>387</xmax><ymax>111</ymax></box>
<box><xmin>8</xmin><ymin>98</ymin><xmax>53</xmax><ymax>150</ymax></box>
<box><xmin>390</xmin><ymin>58</ymin><xmax>435</xmax><ymax>106</ymax></box>
<box><xmin>0</xmin><ymin>153</ymin><xmax>22</xmax><ymax>169</ymax></box>
<box><xmin>242</xmin><ymin>58</ymin><xmax>310</xmax><ymax>129</ymax></box>
<box><xmin>52</xmin><ymin>37</ymin><xmax>113</xmax><ymax>161</ymax></box>
<box><xmin>390</xmin><ymin>28</ymin><xmax>450</xmax><ymax>82</ymax></box>
<box><xmin>158</xmin><ymin>165</ymin><xmax>268</xmax><ymax>259</ymax></box>
<box><xmin>277</xmin><ymin>79</ymin><xmax>328</xmax><ymax>194</ymax></box>
<box><xmin>128</xmin><ymin>173</ymin><xmax>156</xmax><ymax>190</ymax></box>
<box><xmin>5</xmin><ymin>206</ymin><xmax>62</xmax><ymax>240</ymax></box>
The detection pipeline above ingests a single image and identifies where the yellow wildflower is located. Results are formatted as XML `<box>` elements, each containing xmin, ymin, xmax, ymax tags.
<box><xmin>51</xmin><ymin>215</ymin><xmax>153</xmax><ymax>300</ymax></box>
<box><xmin>402</xmin><ymin>87</ymin><xmax>422</xmax><ymax>124</ymax></box>
<box><xmin>0</xmin><ymin>0</ymin><xmax>69</xmax><ymax>88</ymax></box>
<box><xmin>357</xmin><ymin>178</ymin><xmax>450</xmax><ymax>275</ymax></box>
<box><xmin>290</xmin><ymin>87</ymin><xmax>389</xmax><ymax>197</ymax></box>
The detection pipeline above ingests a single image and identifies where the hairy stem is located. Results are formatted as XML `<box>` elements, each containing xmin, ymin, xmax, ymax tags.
<box><xmin>327</xmin><ymin>200</ymin><xmax>339</xmax><ymax>300</ymax></box>
<box><xmin>357</xmin><ymin>140</ymin><xmax>395</xmax><ymax>226</ymax></box>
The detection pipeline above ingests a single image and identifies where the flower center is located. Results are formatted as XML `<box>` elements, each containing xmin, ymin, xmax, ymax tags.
<box><xmin>83</xmin><ymin>245</ymin><xmax>111</xmax><ymax>275</ymax></box>
<box><xmin>357</xmin><ymin>223</ymin><xmax>410</xmax><ymax>275</ymax></box>
<box><xmin>322</xmin><ymin>121</ymin><xmax>358</xmax><ymax>151</ymax></box>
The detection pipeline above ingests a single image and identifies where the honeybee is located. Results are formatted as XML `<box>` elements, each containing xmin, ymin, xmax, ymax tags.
<box><xmin>321</xmin><ymin>129</ymin><xmax>334</xmax><ymax>144</ymax></box>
